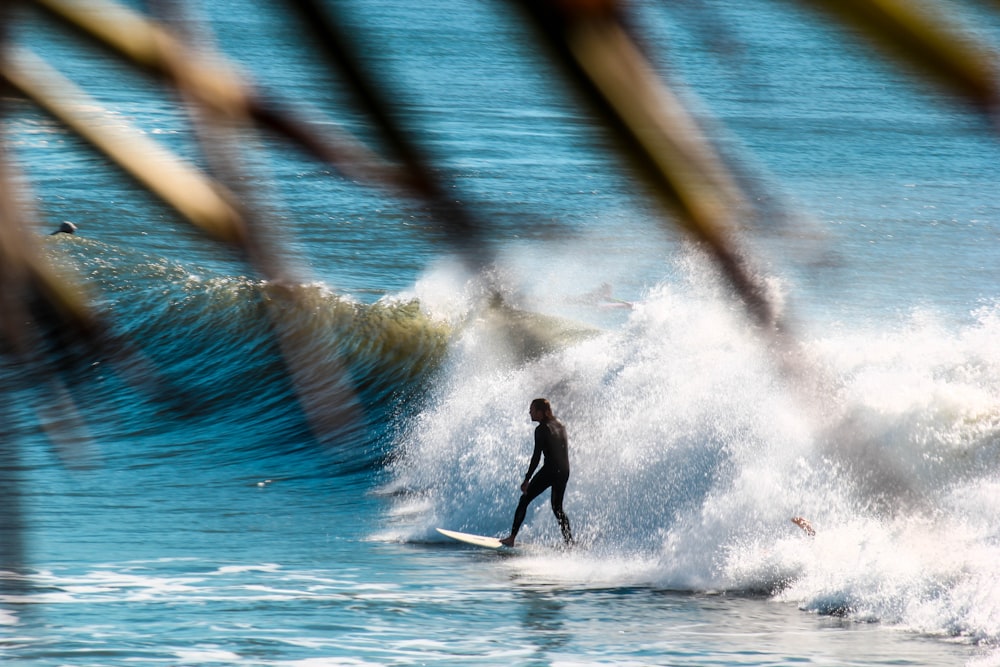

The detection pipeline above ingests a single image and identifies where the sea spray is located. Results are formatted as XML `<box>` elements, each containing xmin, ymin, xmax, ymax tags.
<box><xmin>391</xmin><ymin>258</ymin><xmax>814</xmax><ymax>553</ymax></box>
<box><xmin>390</xmin><ymin>258</ymin><xmax>1000</xmax><ymax>646</ymax></box>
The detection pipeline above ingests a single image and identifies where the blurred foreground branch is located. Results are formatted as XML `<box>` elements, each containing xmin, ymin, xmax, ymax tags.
<box><xmin>0</xmin><ymin>0</ymin><xmax>998</xmax><ymax>573</ymax></box>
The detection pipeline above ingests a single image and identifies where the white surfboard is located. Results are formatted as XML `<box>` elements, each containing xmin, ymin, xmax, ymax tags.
<box><xmin>436</xmin><ymin>527</ymin><xmax>509</xmax><ymax>549</ymax></box>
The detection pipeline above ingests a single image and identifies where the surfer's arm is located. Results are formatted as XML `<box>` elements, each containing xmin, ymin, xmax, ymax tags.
<box><xmin>520</xmin><ymin>441</ymin><xmax>542</xmax><ymax>492</ymax></box>
<box><xmin>791</xmin><ymin>516</ymin><xmax>815</xmax><ymax>536</ymax></box>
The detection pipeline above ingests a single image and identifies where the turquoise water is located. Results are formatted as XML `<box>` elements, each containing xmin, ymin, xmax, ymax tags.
<box><xmin>3</xmin><ymin>0</ymin><xmax>1000</xmax><ymax>664</ymax></box>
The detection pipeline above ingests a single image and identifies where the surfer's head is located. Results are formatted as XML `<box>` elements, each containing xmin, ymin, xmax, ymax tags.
<box><xmin>530</xmin><ymin>398</ymin><xmax>553</xmax><ymax>421</ymax></box>
<box><xmin>51</xmin><ymin>221</ymin><xmax>78</xmax><ymax>235</ymax></box>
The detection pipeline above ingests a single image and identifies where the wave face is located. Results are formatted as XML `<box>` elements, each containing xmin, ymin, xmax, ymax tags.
<box><xmin>387</xmin><ymin>254</ymin><xmax>1000</xmax><ymax>643</ymax></box>
<box><xmin>24</xmin><ymin>238</ymin><xmax>451</xmax><ymax>472</ymax></box>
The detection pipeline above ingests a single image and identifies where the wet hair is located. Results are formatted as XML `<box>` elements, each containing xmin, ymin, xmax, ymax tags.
<box><xmin>530</xmin><ymin>398</ymin><xmax>553</xmax><ymax>419</ymax></box>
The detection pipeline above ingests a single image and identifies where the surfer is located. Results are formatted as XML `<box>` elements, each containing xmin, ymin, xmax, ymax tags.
<box><xmin>500</xmin><ymin>398</ymin><xmax>573</xmax><ymax>547</ymax></box>
<box><xmin>50</xmin><ymin>221</ymin><xmax>77</xmax><ymax>235</ymax></box>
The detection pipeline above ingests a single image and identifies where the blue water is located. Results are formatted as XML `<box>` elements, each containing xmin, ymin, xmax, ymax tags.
<box><xmin>3</xmin><ymin>0</ymin><xmax>1000</xmax><ymax>664</ymax></box>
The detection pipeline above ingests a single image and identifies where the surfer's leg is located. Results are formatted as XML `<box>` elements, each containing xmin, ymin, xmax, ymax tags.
<box><xmin>505</xmin><ymin>495</ymin><xmax>531</xmax><ymax>544</ymax></box>
<box><xmin>550</xmin><ymin>475</ymin><xmax>573</xmax><ymax>545</ymax></box>
<box><xmin>503</xmin><ymin>471</ymin><xmax>552</xmax><ymax>546</ymax></box>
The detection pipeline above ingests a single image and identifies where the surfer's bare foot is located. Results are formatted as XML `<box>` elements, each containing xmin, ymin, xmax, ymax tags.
<box><xmin>791</xmin><ymin>516</ymin><xmax>815</xmax><ymax>537</ymax></box>
<box><xmin>499</xmin><ymin>536</ymin><xmax>515</xmax><ymax>547</ymax></box>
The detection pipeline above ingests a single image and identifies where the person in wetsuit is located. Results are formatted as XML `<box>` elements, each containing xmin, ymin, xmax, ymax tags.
<box><xmin>50</xmin><ymin>221</ymin><xmax>77</xmax><ymax>235</ymax></box>
<box><xmin>500</xmin><ymin>398</ymin><xmax>573</xmax><ymax>547</ymax></box>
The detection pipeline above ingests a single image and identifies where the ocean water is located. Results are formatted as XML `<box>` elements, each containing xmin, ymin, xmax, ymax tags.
<box><xmin>3</xmin><ymin>0</ymin><xmax>1000</xmax><ymax>665</ymax></box>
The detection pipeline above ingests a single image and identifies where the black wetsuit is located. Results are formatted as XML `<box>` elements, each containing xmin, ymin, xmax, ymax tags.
<box><xmin>509</xmin><ymin>417</ymin><xmax>573</xmax><ymax>544</ymax></box>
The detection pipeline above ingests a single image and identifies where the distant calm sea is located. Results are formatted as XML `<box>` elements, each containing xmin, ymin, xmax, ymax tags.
<box><xmin>3</xmin><ymin>0</ymin><xmax>1000</xmax><ymax>665</ymax></box>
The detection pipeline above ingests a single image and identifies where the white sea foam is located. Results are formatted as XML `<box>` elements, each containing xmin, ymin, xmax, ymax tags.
<box><xmin>392</xmin><ymin>253</ymin><xmax>1000</xmax><ymax>645</ymax></box>
<box><xmin>173</xmin><ymin>647</ymin><xmax>244</xmax><ymax>663</ymax></box>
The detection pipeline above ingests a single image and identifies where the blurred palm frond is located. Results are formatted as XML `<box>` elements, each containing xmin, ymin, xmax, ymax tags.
<box><xmin>0</xmin><ymin>0</ymin><xmax>998</xmax><ymax>574</ymax></box>
<box><xmin>796</xmin><ymin>0</ymin><xmax>1000</xmax><ymax>115</ymax></box>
